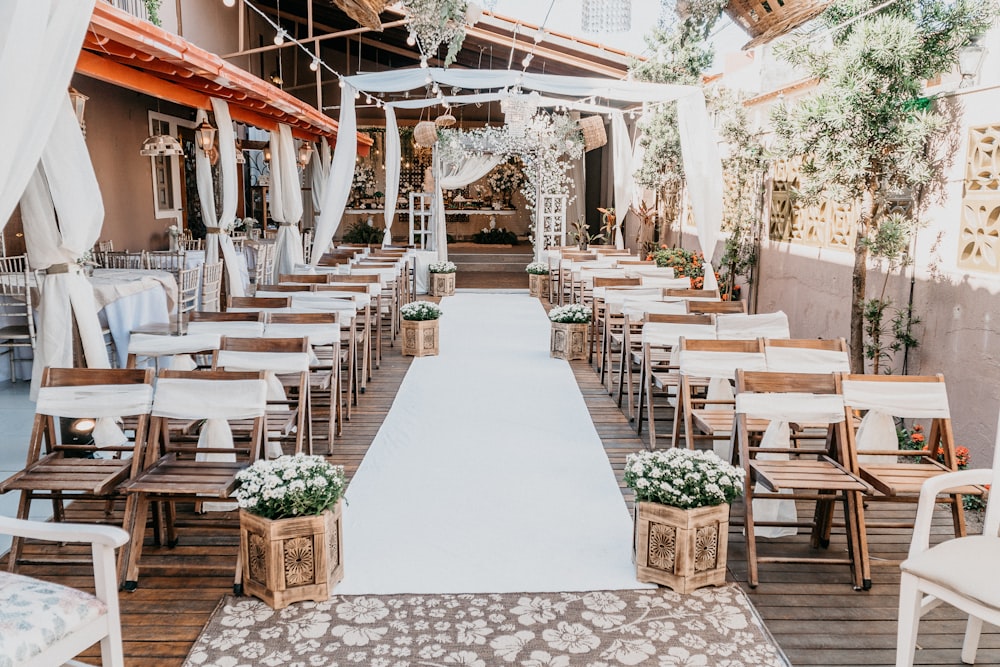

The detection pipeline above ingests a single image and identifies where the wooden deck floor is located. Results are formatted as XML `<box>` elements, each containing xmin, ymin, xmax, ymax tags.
<box><xmin>4</xmin><ymin>313</ymin><xmax>998</xmax><ymax>666</ymax></box>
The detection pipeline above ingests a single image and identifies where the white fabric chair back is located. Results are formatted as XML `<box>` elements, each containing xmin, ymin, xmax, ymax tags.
<box><xmin>677</xmin><ymin>350</ymin><xmax>767</xmax><ymax>379</ymax></box>
<box><xmin>640</xmin><ymin>322</ymin><xmax>717</xmax><ymax>347</ymax></box>
<box><xmin>764</xmin><ymin>345</ymin><xmax>851</xmax><ymax>373</ymax></box>
<box><xmin>716</xmin><ymin>311</ymin><xmax>790</xmax><ymax>340</ymax></box>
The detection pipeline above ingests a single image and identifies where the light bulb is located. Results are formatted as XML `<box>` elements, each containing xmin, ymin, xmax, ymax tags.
<box><xmin>273</xmin><ymin>29</ymin><xmax>285</xmax><ymax>46</ymax></box>
<box><xmin>420</xmin><ymin>55</ymin><xmax>428</xmax><ymax>69</ymax></box>
<box><xmin>354</xmin><ymin>90</ymin><xmax>361</xmax><ymax>99</ymax></box>
<box><xmin>309</xmin><ymin>57</ymin><xmax>320</xmax><ymax>71</ymax></box>
<box><xmin>534</xmin><ymin>29</ymin><xmax>546</xmax><ymax>43</ymax></box>
<box><xmin>431</xmin><ymin>83</ymin><xmax>440</xmax><ymax>94</ymax></box>
<box><xmin>522</xmin><ymin>53</ymin><xmax>533</xmax><ymax>67</ymax></box>
<box><xmin>406</xmin><ymin>33</ymin><xmax>416</xmax><ymax>46</ymax></box>
<box><xmin>366</xmin><ymin>95</ymin><xmax>372</xmax><ymax>104</ymax></box>
<box><xmin>223</xmin><ymin>0</ymin><xmax>236</xmax><ymax>6</ymax></box>
<box><xmin>339</xmin><ymin>78</ymin><xmax>345</xmax><ymax>88</ymax></box>
<box><xmin>424</xmin><ymin>74</ymin><xmax>432</xmax><ymax>84</ymax></box>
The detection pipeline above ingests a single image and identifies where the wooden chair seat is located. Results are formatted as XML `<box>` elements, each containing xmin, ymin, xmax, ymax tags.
<box><xmin>691</xmin><ymin>411</ymin><xmax>769</xmax><ymax>438</ymax></box>
<box><xmin>859</xmin><ymin>461</ymin><xmax>983</xmax><ymax>497</ymax></box>
<box><xmin>751</xmin><ymin>458</ymin><xmax>869</xmax><ymax>493</ymax></box>
<box><xmin>0</xmin><ymin>454</ymin><xmax>133</xmax><ymax>496</ymax></box>
<box><xmin>121</xmin><ymin>455</ymin><xmax>246</xmax><ymax>497</ymax></box>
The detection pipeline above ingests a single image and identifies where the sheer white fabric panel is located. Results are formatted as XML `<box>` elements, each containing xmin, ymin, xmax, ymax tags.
<box><xmin>199</xmin><ymin>100</ymin><xmax>245</xmax><ymax>296</ymax></box>
<box><xmin>641</xmin><ymin>323</ymin><xmax>716</xmax><ymax>347</ymax></box>
<box><xmin>675</xmin><ymin>91</ymin><xmax>723</xmax><ymax>292</ymax></box>
<box><xmin>763</xmin><ymin>346</ymin><xmax>851</xmax><ymax>374</ymax></box>
<box><xmin>311</xmin><ymin>84</ymin><xmax>357</xmax><ymax>265</ymax></box>
<box><xmin>21</xmin><ymin>103</ymin><xmax>110</xmax><ymax>397</ymax></box>
<box><xmin>0</xmin><ymin>0</ymin><xmax>94</xmax><ymax>231</ymax></box>
<box><xmin>152</xmin><ymin>378</ymin><xmax>268</xmax><ymax>419</ymax></box>
<box><xmin>127</xmin><ymin>332</ymin><xmax>222</xmax><ymax>356</ymax></box>
<box><xmin>311</xmin><ymin>138</ymin><xmax>331</xmax><ymax>215</ymax></box>
<box><xmin>37</xmin><ymin>385</ymin><xmax>154</xmax><ymax>419</ymax></box>
<box><xmin>383</xmin><ymin>107</ymin><xmax>401</xmax><ymax>246</ymax></box>
<box><xmin>611</xmin><ymin>112</ymin><xmax>632</xmax><ymax>250</ymax></box>
<box><xmin>433</xmin><ymin>151</ymin><xmax>502</xmax><ymax>260</ymax></box>
<box><xmin>271</xmin><ymin>124</ymin><xmax>305</xmax><ymax>280</ymax></box>
<box><xmin>716</xmin><ymin>312</ymin><xmax>790</xmax><ymax>340</ymax></box>
<box><xmin>186</xmin><ymin>321</ymin><xmax>264</xmax><ymax>337</ymax></box>
<box><xmin>841</xmin><ymin>381</ymin><xmax>950</xmax><ymax>418</ymax></box>
<box><xmin>735</xmin><ymin>393</ymin><xmax>846</xmax><ymax>424</ymax></box>
<box><xmin>677</xmin><ymin>351</ymin><xmax>767</xmax><ymax>379</ymax></box>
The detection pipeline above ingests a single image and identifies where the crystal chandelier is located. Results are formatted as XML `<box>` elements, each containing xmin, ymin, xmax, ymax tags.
<box><xmin>581</xmin><ymin>0</ymin><xmax>631</xmax><ymax>33</ymax></box>
<box><xmin>501</xmin><ymin>92</ymin><xmax>540</xmax><ymax>128</ymax></box>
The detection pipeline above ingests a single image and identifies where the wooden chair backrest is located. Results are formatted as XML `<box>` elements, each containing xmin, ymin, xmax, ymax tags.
<box><xmin>190</xmin><ymin>310</ymin><xmax>264</xmax><ymax>323</ymax></box>
<box><xmin>331</xmin><ymin>274</ymin><xmax>381</xmax><ymax>283</ymax></box>
<box><xmin>687</xmin><ymin>300</ymin><xmax>747</xmax><ymax>314</ymax></box>
<box><xmin>227</xmin><ymin>296</ymin><xmax>292</xmax><ymax>310</ymax></box>
<box><xmin>255</xmin><ymin>283</ymin><xmax>312</xmax><ymax>293</ymax></box>
<box><xmin>318</xmin><ymin>255</ymin><xmax>352</xmax><ymax>266</ymax></box>
<box><xmin>666</xmin><ymin>288</ymin><xmax>721</xmax><ymax>299</ymax></box>
<box><xmin>645</xmin><ymin>313</ymin><xmax>714</xmax><ymax>326</ymax></box>
<box><xmin>279</xmin><ymin>273</ymin><xmax>331</xmax><ymax>284</ymax></box>
<box><xmin>737</xmin><ymin>369</ymin><xmax>839</xmax><ymax>395</ymax></box>
<box><xmin>593</xmin><ymin>276</ymin><xmax>641</xmax><ymax>288</ymax></box>
<box><xmin>266</xmin><ymin>312</ymin><xmax>339</xmax><ymax>326</ymax></box>
<box><xmin>217</xmin><ymin>336</ymin><xmax>310</xmax><ymax>354</ymax></box>
<box><xmin>766</xmin><ymin>337</ymin><xmax>848</xmax><ymax>352</ymax></box>
<box><xmin>678</xmin><ymin>337</ymin><xmax>763</xmax><ymax>354</ymax></box>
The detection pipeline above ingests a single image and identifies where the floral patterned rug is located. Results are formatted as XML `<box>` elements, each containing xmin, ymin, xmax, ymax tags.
<box><xmin>183</xmin><ymin>584</ymin><xmax>790</xmax><ymax>667</ymax></box>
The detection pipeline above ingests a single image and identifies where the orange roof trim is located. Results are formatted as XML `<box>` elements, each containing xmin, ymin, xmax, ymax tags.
<box><xmin>80</xmin><ymin>2</ymin><xmax>372</xmax><ymax>154</ymax></box>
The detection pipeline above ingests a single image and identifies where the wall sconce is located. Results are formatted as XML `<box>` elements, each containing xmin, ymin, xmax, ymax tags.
<box><xmin>235</xmin><ymin>140</ymin><xmax>246</xmax><ymax>165</ymax></box>
<box><xmin>958</xmin><ymin>37</ymin><xmax>987</xmax><ymax>88</ymax></box>
<box><xmin>68</xmin><ymin>87</ymin><xmax>88</xmax><ymax>138</ymax></box>
<box><xmin>195</xmin><ymin>119</ymin><xmax>218</xmax><ymax>164</ymax></box>
<box><xmin>263</xmin><ymin>145</ymin><xmax>272</xmax><ymax>162</ymax></box>
<box><xmin>297</xmin><ymin>141</ymin><xmax>314</xmax><ymax>168</ymax></box>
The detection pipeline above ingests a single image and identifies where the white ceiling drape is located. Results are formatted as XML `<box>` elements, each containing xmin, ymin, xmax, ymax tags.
<box><xmin>198</xmin><ymin>99</ymin><xmax>246</xmax><ymax>296</ymax></box>
<box><xmin>270</xmin><ymin>124</ymin><xmax>305</xmax><ymax>280</ymax></box>
<box><xmin>0</xmin><ymin>0</ymin><xmax>95</xmax><ymax>233</ymax></box>
<box><xmin>21</xmin><ymin>100</ymin><xmax>110</xmax><ymax>397</ymax></box>
<box><xmin>382</xmin><ymin>107</ymin><xmax>401</xmax><ymax>247</ymax></box>
<box><xmin>311</xmin><ymin>84</ymin><xmax>357</xmax><ymax>265</ymax></box>
<box><xmin>432</xmin><ymin>151</ymin><xmax>502</xmax><ymax>260</ymax></box>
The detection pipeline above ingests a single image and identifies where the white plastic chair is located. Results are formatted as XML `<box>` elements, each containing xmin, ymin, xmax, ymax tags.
<box><xmin>895</xmin><ymin>410</ymin><xmax>1000</xmax><ymax>666</ymax></box>
<box><xmin>0</xmin><ymin>516</ymin><xmax>128</xmax><ymax>667</ymax></box>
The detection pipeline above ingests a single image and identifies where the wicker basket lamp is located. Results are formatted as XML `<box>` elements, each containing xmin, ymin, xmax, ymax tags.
<box><xmin>414</xmin><ymin>120</ymin><xmax>438</xmax><ymax>148</ymax></box>
<box><xmin>578</xmin><ymin>116</ymin><xmax>607</xmax><ymax>152</ymax></box>
<box><xmin>724</xmin><ymin>0</ymin><xmax>833</xmax><ymax>49</ymax></box>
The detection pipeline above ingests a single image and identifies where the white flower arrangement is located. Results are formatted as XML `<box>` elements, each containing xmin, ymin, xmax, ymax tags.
<box><xmin>167</xmin><ymin>224</ymin><xmax>181</xmax><ymax>238</ymax></box>
<box><xmin>400</xmin><ymin>300</ymin><xmax>442</xmax><ymax>321</ymax></box>
<box><xmin>624</xmin><ymin>449</ymin><xmax>744</xmax><ymax>510</ymax></box>
<box><xmin>487</xmin><ymin>160</ymin><xmax>523</xmax><ymax>195</ymax></box>
<box><xmin>525</xmin><ymin>262</ymin><xmax>550</xmax><ymax>275</ymax></box>
<box><xmin>234</xmin><ymin>454</ymin><xmax>346</xmax><ymax>520</ymax></box>
<box><xmin>548</xmin><ymin>304</ymin><xmax>591</xmax><ymax>323</ymax></box>
<box><xmin>428</xmin><ymin>261</ymin><xmax>457</xmax><ymax>274</ymax></box>
<box><xmin>352</xmin><ymin>162</ymin><xmax>376</xmax><ymax>194</ymax></box>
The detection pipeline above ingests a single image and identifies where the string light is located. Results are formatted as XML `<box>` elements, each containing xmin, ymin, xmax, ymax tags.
<box><xmin>406</xmin><ymin>33</ymin><xmax>416</xmax><ymax>46</ymax></box>
<box><xmin>223</xmin><ymin>0</ymin><xmax>236</xmax><ymax>6</ymax></box>
<box><xmin>309</xmin><ymin>56</ymin><xmax>320</xmax><ymax>71</ymax></box>
<box><xmin>522</xmin><ymin>53</ymin><xmax>533</xmax><ymax>67</ymax></box>
<box><xmin>420</xmin><ymin>55</ymin><xmax>429</xmax><ymax>69</ymax></box>
<box><xmin>273</xmin><ymin>29</ymin><xmax>286</xmax><ymax>46</ymax></box>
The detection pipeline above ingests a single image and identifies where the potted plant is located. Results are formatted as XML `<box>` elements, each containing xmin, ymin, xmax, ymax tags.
<box><xmin>400</xmin><ymin>300</ymin><xmax>442</xmax><ymax>357</ymax></box>
<box><xmin>624</xmin><ymin>449</ymin><xmax>744</xmax><ymax>593</ymax></box>
<box><xmin>428</xmin><ymin>260</ymin><xmax>457</xmax><ymax>297</ymax></box>
<box><xmin>525</xmin><ymin>261</ymin><xmax>550</xmax><ymax>299</ymax></box>
<box><xmin>548</xmin><ymin>304</ymin><xmax>591</xmax><ymax>360</ymax></box>
<box><xmin>234</xmin><ymin>454</ymin><xmax>347</xmax><ymax>609</ymax></box>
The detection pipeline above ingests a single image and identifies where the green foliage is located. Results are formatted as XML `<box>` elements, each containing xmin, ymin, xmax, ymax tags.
<box><xmin>401</xmin><ymin>0</ymin><xmax>469</xmax><ymax>66</ymax></box>
<box><xmin>863</xmin><ymin>299</ymin><xmax>921</xmax><ymax>374</ymax></box>
<box><xmin>144</xmin><ymin>0</ymin><xmax>162</xmax><ymax>26</ymax></box>
<box><xmin>342</xmin><ymin>221</ymin><xmax>384</xmax><ymax>245</ymax></box>
<box><xmin>647</xmin><ymin>247</ymin><xmax>704</xmax><ymax>279</ymax></box>
<box><xmin>472</xmin><ymin>227</ymin><xmax>518</xmax><ymax>245</ymax></box>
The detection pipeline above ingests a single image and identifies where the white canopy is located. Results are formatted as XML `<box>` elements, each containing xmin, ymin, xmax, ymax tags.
<box><xmin>312</xmin><ymin>68</ymin><xmax>724</xmax><ymax>276</ymax></box>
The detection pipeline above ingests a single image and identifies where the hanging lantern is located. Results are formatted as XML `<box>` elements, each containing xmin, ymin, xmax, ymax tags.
<box><xmin>195</xmin><ymin>118</ymin><xmax>217</xmax><ymax>160</ymax></box>
<box><xmin>581</xmin><ymin>0</ymin><xmax>631</xmax><ymax>33</ymax></box>
<box><xmin>414</xmin><ymin>121</ymin><xmax>438</xmax><ymax>148</ymax></box>
<box><xmin>578</xmin><ymin>116</ymin><xmax>607</xmax><ymax>152</ymax></box>
<box><xmin>68</xmin><ymin>87</ymin><xmax>88</xmax><ymax>138</ymax></box>
<box><xmin>263</xmin><ymin>145</ymin><xmax>272</xmax><ymax>162</ymax></box>
<box><xmin>297</xmin><ymin>141</ymin><xmax>315</xmax><ymax>167</ymax></box>
<box><xmin>500</xmin><ymin>92</ymin><xmax>539</xmax><ymax>128</ymax></box>
<box><xmin>140</xmin><ymin>134</ymin><xmax>184</xmax><ymax>157</ymax></box>
<box><xmin>434</xmin><ymin>112</ymin><xmax>456</xmax><ymax>128</ymax></box>
<box><xmin>235</xmin><ymin>140</ymin><xmax>246</xmax><ymax>165</ymax></box>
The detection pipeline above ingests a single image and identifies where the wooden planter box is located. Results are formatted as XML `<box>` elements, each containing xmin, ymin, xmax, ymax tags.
<box><xmin>430</xmin><ymin>272</ymin><xmax>456</xmax><ymax>297</ymax></box>
<box><xmin>528</xmin><ymin>273</ymin><xmax>549</xmax><ymax>298</ymax></box>
<box><xmin>634</xmin><ymin>501</ymin><xmax>729</xmax><ymax>594</ymax></box>
<box><xmin>239</xmin><ymin>501</ymin><xmax>344</xmax><ymax>610</ymax></box>
<box><xmin>401</xmin><ymin>318</ymin><xmax>440</xmax><ymax>357</ymax></box>
<box><xmin>550</xmin><ymin>321</ymin><xmax>588</xmax><ymax>361</ymax></box>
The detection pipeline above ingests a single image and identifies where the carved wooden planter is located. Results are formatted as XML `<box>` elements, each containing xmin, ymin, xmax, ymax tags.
<box><xmin>239</xmin><ymin>501</ymin><xmax>343</xmax><ymax>610</ymax></box>
<box><xmin>401</xmin><ymin>319</ymin><xmax>440</xmax><ymax>357</ymax></box>
<box><xmin>430</xmin><ymin>272</ymin><xmax>456</xmax><ymax>297</ymax></box>
<box><xmin>528</xmin><ymin>273</ymin><xmax>549</xmax><ymax>298</ymax></box>
<box><xmin>634</xmin><ymin>501</ymin><xmax>729</xmax><ymax>594</ymax></box>
<box><xmin>550</xmin><ymin>322</ymin><xmax>588</xmax><ymax>361</ymax></box>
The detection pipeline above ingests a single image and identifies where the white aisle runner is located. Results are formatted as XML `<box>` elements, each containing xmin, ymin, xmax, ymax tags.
<box><xmin>336</xmin><ymin>293</ymin><xmax>649</xmax><ymax>594</ymax></box>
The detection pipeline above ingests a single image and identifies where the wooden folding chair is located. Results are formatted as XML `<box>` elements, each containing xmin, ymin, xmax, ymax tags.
<box><xmin>0</xmin><ymin>367</ymin><xmax>153</xmax><ymax>579</ymax></box>
<box><xmin>686</xmin><ymin>300</ymin><xmax>747</xmax><ymax>314</ymax></box>
<box><xmin>636</xmin><ymin>314</ymin><xmax>716</xmax><ymax>448</ymax></box>
<box><xmin>614</xmin><ymin>298</ymin><xmax>688</xmax><ymax>418</ymax></box>
<box><xmin>120</xmin><ymin>370</ymin><xmax>268</xmax><ymax>591</ymax></box>
<box><xmin>665</xmin><ymin>288</ymin><xmax>720</xmax><ymax>300</ymax></box>
<box><xmin>279</xmin><ymin>273</ymin><xmax>333</xmax><ymax>284</ymax></box>
<box><xmin>592</xmin><ymin>276</ymin><xmax>641</xmax><ymax>370</ymax></box>
<box><xmin>676</xmin><ymin>338</ymin><xmax>767</xmax><ymax>455</ymax></box>
<box><xmin>841</xmin><ymin>374</ymin><xmax>979</xmax><ymax>561</ymax></box>
<box><xmin>734</xmin><ymin>370</ymin><xmax>873</xmax><ymax>590</ymax></box>
<box><xmin>226</xmin><ymin>295</ymin><xmax>292</xmax><ymax>311</ymax></box>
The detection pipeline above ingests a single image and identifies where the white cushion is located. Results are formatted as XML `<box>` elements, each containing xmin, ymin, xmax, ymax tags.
<box><xmin>0</xmin><ymin>570</ymin><xmax>106</xmax><ymax>666</ymax></box>
<box><xmin>901</xmin><ymin>536</ymin><xmax>1000</xmax><ymax>609</ymax></box>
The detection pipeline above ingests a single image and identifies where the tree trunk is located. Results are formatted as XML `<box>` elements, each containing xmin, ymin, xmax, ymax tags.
<box><xmin>849</xmin><ymin>181</ymin><xmax>878</xmax><ymax>373</ymax></box>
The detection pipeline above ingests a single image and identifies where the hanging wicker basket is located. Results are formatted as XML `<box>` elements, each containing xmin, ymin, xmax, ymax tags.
<box><xmin>578</xmin><ymin>116</ymin><xmax>607</xmax><ymax>152</ymax></box>
<box><xmin>724</xmin><ymin>0</ymin><xmax>833</xmax><ymax>50</ymax></box>
<box><xmin>434</xmin><ymin>113</ymin><xmax>456</xmax><ymax>128</ymax></box>
<box><xmin>414</xmin><ymin>121</ymin><xmax>438</xmax><ymax>148</ymax></box>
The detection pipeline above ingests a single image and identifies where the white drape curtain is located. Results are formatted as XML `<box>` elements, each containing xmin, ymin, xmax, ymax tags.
<box><xmin>311</xmin><ymin>84</ymin><xmax>357</xmax><ymax>265</ymax></box>
<box><xmin>270</xmin><ymin>124</ymin><xmax>305</xmax><ymax>280</ymax></box>
<box><xmin>310</xmin><ymin>138</ymin><xmax>331</xmax><ymax>216</ymax></box>
<box><xmin>432</xmin><ymin>151</ymin><xmax>502</xmax><ymax>260</ymax></box>
<box><xmin>382</xmin><ymin>107</ymin><xmax>401</xmax><ymax>247</ymax></box>
<box><xmin>21</xmin><ymin>100</ymin><xmax>110</xmax><ymax>397</ymax></box>
<box><xmin>0</xmin><ymin>0</ymin><xmax>95</xmax><ymax>233</ymax></box>
<box><xmin>676</xmin><ymin>93</ymin><xmax>723</xmax><ymax>291</ymax></box>
<box><xmin>611</xmin><ymin>112</ymin><xmax>633</xmax><ymax>250</ymax></box>
<box><xmin>198</xmin><ymin>99</ymin><xmax>245</xmax><ymax>296</ymax></box>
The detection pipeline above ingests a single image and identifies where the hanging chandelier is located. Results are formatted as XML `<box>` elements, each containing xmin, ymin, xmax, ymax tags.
<box><xmin>139</xmin><ymin>134</ymin><xmax>184</xmax><ymax>157</ymax></box>
<box><xmin>581</xmin><ymin>0</ymin><xmax>631</xmax><ymax>33</ymax></box>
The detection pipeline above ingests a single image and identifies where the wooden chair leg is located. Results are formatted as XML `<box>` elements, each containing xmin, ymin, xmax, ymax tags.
<box><xmin>123</xmin><ymin>493</ymin><xmax>151</xmax><ymax>590</ymax></box>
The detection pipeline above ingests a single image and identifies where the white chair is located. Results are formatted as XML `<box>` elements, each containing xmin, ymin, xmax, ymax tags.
<box><xmin>0</xmin><ymin>516</ymin><xmax>128</xmax><ymax>667</ymax></box>
<box><xmin>895</xmin><ymin>412</ymin><xmax>1000</xmax><ymax>666</ymax></box>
